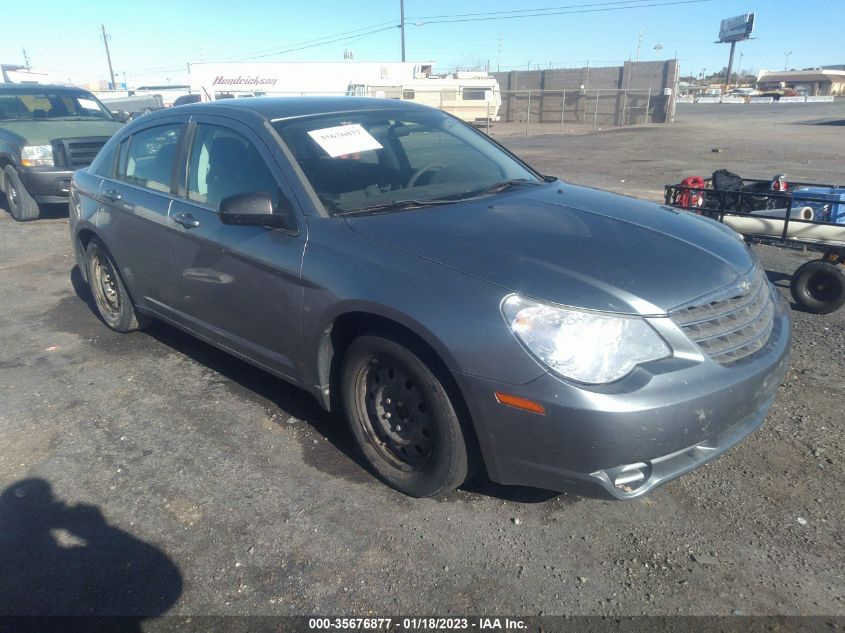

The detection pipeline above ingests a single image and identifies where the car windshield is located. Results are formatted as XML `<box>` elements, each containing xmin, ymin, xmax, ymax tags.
<box><xmin>272</xmin><ymin>108</ymin><xmax>541</xmax><ymax>216</ymax></box>
<box><xmin>0</xmin><ymin>91</ymin><xmax>114</xmax><ymax>121</ymax></box>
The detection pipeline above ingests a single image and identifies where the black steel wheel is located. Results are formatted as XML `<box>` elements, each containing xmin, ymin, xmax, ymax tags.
<box><xmin>84</xmin><ymin>237</ymin><xmax>150</xmax><ymax>332</ymax></box>
<box><xmin>3</xmin><ymin>165</ymin><xmax>40</xmax><ymax>221</ymax></box>
<box><xmin>790</xmin><ymin>259</ymin><xmax>845</xmax><ymax>314</ymax></box>
<box><xmin>342</xmin><ymin>334</ymin><xmax>471</xmax><ymax>497</ymax></box>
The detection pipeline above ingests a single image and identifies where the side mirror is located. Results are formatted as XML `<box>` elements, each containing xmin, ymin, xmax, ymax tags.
<box><xmin>111</xmin><ymin>110</ymin><xmax>130</xmax><ymax>123</ymax></box>
<box><xmin>219</xmin><ymin>191</ymin><xmax>295</xmax><ymax>230</ymax></box>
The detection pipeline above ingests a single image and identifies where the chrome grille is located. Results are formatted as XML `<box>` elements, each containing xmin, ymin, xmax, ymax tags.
<box><xmin>670</xmin><ymin>265</ymin><xmax>775</xmax><ymax>365</ymax></box>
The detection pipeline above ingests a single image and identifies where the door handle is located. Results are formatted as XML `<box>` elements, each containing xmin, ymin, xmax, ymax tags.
<box><xmin>103</xmin><ymin>189</ymin><xmax>122</xmax><ymax>202</ymax></box>
<box><xmin>172</xmin><ymin>212</ymin><xmax>200</xmax><ymax>229</ymax></box>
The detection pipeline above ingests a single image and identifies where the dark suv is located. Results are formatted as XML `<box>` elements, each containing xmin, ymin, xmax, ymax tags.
<box><xmin>0</xmin><ymin>83</ymin><xmax>123</xmax><ymax>220</ymax></box>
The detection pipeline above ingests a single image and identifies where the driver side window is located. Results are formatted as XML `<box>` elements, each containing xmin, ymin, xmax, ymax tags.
<box><xmin>187</xmin><ymin>124</ymin><xmax>279</xmax><ymax>210</ymax></box>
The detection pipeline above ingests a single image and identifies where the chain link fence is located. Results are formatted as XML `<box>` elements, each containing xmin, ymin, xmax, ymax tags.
<box><xmin>482</xmin><ymin>88</ymin><xmax>659</xmax><ymax>137</ymax></box>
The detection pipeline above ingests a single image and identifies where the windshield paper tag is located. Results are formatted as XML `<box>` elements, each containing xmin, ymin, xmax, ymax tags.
<box><xmin>78</xmin><ymin>98</ymin><xmax>101</xmax><ymax>110</ymax></box>
<box><xmin>307</xmin><ymin>124</ymin><xmax>383</xmax><ymax>158</ymax></box>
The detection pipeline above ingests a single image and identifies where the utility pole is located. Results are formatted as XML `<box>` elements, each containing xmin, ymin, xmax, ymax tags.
<box><xmin>636</xmin><ymin>28</ymin><xmax>643</xmax><ymax>61</ymax></box>
<box><xmin>21</xmin><ymin>47</ymin><xmax>30</xmax><ymax>69</ymax></box>
<box><xmin>101</xmin><ymin>24</ymin><xmax>116</xmax><ymax>90</ymax></box>
<box><xmin>654</xmin><ymin>42</ymin><xmax>663</xmax><ymax>60</ymax></box>
<box><xmin>784</xmin><ymin>50</ymin><xmax>792</xmax><ymax>71</ymax></box>
<box><xmin>497</xmin><ymin>34</ymin><xmax>503</xmax><ymax>73</ymax></box>
<box><xmin>399</xmin><ymin>0</ymin><xmax>406</xmax><ymax>62</ymax></box>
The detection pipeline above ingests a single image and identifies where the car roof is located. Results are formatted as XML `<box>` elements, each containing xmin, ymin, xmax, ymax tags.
<box><xmin>0</xmin><ymin>83</ymin><xmax>93</xmax><ymax>94</ymax></box>
<box><xmin>171</xmin><ymin>96</ymin><xmax>433</xmax><ymax>122</ymax></box>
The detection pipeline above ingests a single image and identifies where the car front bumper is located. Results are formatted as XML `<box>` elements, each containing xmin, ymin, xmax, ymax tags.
<box><xmin>17</xmin><ymin>167</ymin><xmax>75</xmax><ymax>203</ymax></box>
<box><xmin>455</xmin><ymin>295</ymin><xmax>791</xmax><ymax>499</ymax></box>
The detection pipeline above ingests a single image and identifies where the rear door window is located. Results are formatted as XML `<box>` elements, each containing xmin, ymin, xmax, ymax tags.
<box><xmin>117</xmin><ymin>124</ymin><xmax>182</xmax><ymax>193</ymax></box>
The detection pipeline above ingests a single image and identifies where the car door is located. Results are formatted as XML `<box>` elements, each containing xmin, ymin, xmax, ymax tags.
<box><xmin>96</xmin><ymin>116</ymin><xmax>187</xmax><ymax>312</ymax></box>
<box><xmin>166</xmin><ymin>115</ymin><xmax>307</xmax><ymax>381</ymax></box>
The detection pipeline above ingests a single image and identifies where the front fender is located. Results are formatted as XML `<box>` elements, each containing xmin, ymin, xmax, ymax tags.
<box><xmin>300</xmin><ymin>217</ymin><xmax>548</xmax><ymax>400</ymax></box>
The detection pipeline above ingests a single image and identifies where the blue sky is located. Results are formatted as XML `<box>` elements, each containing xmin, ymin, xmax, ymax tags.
<box><xmin>3</xmin><ymin>0</ymin><xmax>842</xmax><ymax>86</ymax></box>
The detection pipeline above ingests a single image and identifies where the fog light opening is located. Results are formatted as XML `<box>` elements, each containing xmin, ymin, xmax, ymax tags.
<box><xmin>610</xmin><ymin>462</ymin><xmax>652</xmax><ymax>493</ymax></box>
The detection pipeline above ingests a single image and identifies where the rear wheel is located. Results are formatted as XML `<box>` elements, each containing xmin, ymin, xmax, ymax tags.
<box><xmin>790</xmin><ymin>259</ymin><xmax>845</xmax><ymax>314</ymax></box>
<box><xmin>85</xmin><ymin>237</ymin><xmax>150</xmax><ymax>332</ymax></box>
<box><xmin>3</xmin><ymin>165</ymin><xmax>41</xmax><ymax>221</ymax></box>
<box><xmin>342</xmin><ymin>334</ymin><xmax>471</xmax><ymax>497</ymax></box>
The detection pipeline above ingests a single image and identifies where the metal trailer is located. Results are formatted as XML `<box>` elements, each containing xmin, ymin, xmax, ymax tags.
<box><xmin>665</xmin><ymin>177</ymin><xmax>845</xmax><ymax>314</ymax></box>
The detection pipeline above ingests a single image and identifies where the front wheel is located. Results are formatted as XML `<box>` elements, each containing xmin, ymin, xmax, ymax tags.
<box><xmin>3</xmin><ymin>165</ymin><xmax>41</xmax><ymax>221</ymax></box>
<box><xmin>341</xmin><ymin>334</ymin><xmax>471</xmax><ymax>497</ymax></box>
<box><xmin>85</xmin><ymin>237</ymin><xmax>151</xmax><ymax>332</ymax></box>
<box><xmin>790</xmin><ymin>259</ymin><xmax>845</xmax><ymax>314</ymax></box>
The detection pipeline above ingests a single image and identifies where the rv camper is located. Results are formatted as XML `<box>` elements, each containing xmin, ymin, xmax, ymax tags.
<box><xmin>346</xmin><ymin>71</ymin><xmax>501</xmax><ymax>123</ymax></box>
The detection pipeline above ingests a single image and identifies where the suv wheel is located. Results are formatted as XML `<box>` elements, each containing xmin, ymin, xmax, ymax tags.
<box><xmin>3</xmin><ymin>165</ymin><xmax>41</xmax><ymax>221</ymax></box>
<box><xmin>342</xmin><ymin>334</ymin><xmax>472</xmax><ymax>497</ymax></box>
<box><xmin>85</xmin><ymin>237</ymin><xmax>150</xmax><ymax>332</ymax></box>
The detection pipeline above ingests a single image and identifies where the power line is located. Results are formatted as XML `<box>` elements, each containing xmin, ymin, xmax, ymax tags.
<box><xmin>123</xmin><ymin>20</ymin><xmax>400</xmax><ymax>72</ymax></box>
<box><xmin>412</xmin><ymin>0</ymin><xmax>717</xmax><ymax>25</ymax></box>
<box><xmin>238</xmin><ymin>25</ymin><xmax>398</xmax><ymax>61</ymax></box>
<box><xmin>213</xmin><ymin>20</ymin><xmax>399</xmax><ymax>62</ymax></box>
<box><xmin>414</xmin><ymin>0</ymin><xmax>674</xmax><ymax>20</ymax></box>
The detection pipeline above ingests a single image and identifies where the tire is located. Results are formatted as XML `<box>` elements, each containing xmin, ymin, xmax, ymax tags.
<box><xmin>341</xmin><ymin>334</ymin><xmax>471</xmax><ymax>497</ymax></box>
<box><xmin>84</xmin><ymin>237</ymin><xmax>151</xmax><ymax>332</ymax></box>
<box><xmin>4</xmin><ymin>165</ymin><xmax>41</xmax><ymax>221</ymax></box>
<box><xmin>790</xmin><ymin>260</ymin><xmax>845</xmax><ymax>314</ymax></box>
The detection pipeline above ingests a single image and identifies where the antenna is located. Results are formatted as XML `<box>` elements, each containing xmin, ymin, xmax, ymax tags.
<box><xmin>497</xmin><ymin>34</ymin><xmax>503</xmax><ymax>73</ymax></box>
<box><xmin>636</xmin><ymin>28</ymin><xmax>643</xmax><ymax>61</ymax></box>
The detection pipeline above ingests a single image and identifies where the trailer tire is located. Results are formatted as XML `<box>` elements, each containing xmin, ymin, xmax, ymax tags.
<box><xmin>790</xmin><ymin>260</ymin><xmax>845</xmax><ymax>314</ymax></box>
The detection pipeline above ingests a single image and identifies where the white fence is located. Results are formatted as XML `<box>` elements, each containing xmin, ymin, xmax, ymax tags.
<box><xmin>806</xmin><ymin>95</ymin><xmax>835</xmax><ymax>103</ymax></box>
<box><xmin>682</xmin><ymin>94</ymin><xmax>838</xmax><ymax>105</ymax></box>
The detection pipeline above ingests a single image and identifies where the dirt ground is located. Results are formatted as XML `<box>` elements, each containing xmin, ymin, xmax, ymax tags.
<box><xmin>0</xmin><ymin>102</ymin><xmax>843</xmax><ymax>621</ymax></box>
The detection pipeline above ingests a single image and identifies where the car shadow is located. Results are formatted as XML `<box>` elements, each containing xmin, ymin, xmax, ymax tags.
<box><xmin>69</xmin><ymin>266</ymin><xmax>609</xmax><ymax>504</ymax></box>
<box><xmin>798</xmin><ymin>117</ymin><xmax>845</xmax><ymax>126</ymax></box>
<box><xmin>0</xmin><ymin>478</ymin><xmax>182</xmax><ymax>628</ymax></box>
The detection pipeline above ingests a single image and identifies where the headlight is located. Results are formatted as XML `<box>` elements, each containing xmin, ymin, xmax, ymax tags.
<box><xmin>502</xmin><ymin>295</ymin><xmax>671</xmax><ymax>384</ymax></box>
<box><xmin>21</xmin><ymin>144</ymin><xmax>54</xmax><ymax>167</ymax></box>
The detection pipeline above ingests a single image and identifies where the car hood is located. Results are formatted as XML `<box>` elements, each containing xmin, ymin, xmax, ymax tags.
<box><xmin>0</xmin><ymin>120</ymin><xmax>123</xmax><ymax>146</ymax></box>
<box><xmin>345</xmin><ymin>182</ymin><xmax>755</xmax><ymax>315</ymax></box>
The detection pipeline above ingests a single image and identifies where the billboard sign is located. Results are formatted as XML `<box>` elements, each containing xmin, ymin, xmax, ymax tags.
<box><xmin>719</xmin><ymin>13</ymin><xmax>755</xmax><ymax>42</ymax></box>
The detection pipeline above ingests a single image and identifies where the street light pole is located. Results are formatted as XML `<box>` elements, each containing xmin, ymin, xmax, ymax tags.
<box><xmin>784</xmin><ymin>51</ymin><xmax>792</xmax><ymax>71</ymax></box>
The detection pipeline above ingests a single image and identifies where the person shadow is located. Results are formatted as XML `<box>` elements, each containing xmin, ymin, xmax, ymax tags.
<box><xmin>0</xmin><ymin>478</ymin><xmax>182</xmax><ymax>631</ymax></box>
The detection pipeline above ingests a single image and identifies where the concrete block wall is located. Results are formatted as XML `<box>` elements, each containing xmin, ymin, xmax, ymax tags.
<box><xmin>492</xmin><ymin>60</ymin><xmax>679</xmax><ymax>124</ymax></box>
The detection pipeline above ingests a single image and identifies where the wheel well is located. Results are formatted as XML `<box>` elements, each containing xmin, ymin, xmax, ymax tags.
<box><xmin>77</xmin><ymin>228</ymin><xmax>98</xmax><ymax>251</ymax></box>
<box><xmin>0</xmin><ymin>158</ymin><xmax>11</xmax><ymax>192</ymax></box>
<box><xmin>319</xmin><ymin>312</ymin><xmax>483</xmax><ymax>469</ymax></box>
<box><xmin>75</xmin><ymin>229</ymin><xmax>100</xmax><ymax>280</ymax></box>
